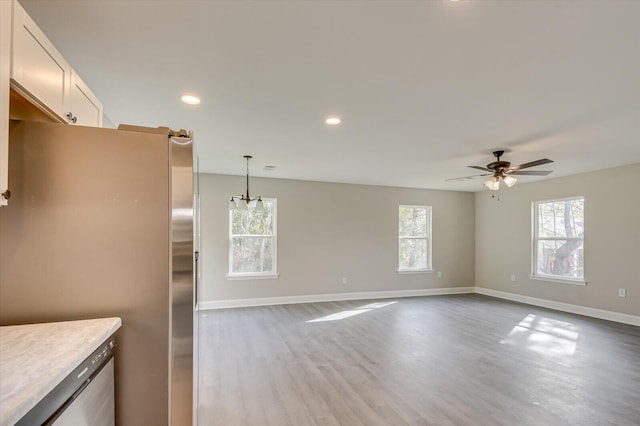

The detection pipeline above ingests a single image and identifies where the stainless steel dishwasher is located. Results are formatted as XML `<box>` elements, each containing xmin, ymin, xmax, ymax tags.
<box><xmin>16</xmin><ymin>336</ymin><xmax>116</xmax><ymax>426</ymax></box>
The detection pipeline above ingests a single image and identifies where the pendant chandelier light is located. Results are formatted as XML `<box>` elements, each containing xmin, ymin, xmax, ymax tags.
<box><xmin>228</xmin><ymin>155</ymin><xmax>263</xmax><ymax>211</ymax></box>
<box><xmin>484</xmin><ymin>173</ymin><xmax>517</xmax><ymax>191</ymax></box>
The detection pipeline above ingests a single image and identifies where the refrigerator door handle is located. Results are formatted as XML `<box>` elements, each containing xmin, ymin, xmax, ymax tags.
<box><xmin>194</xmin><ymin>250</ymin><xmax>199</xmax><ymax>309</ymax></box>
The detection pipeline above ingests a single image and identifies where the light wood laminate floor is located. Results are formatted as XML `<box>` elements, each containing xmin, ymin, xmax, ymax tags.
<box><xmin>197</xmin><ymin>294</ymin><xmax>640</xmax><ymax>425</ymax></box>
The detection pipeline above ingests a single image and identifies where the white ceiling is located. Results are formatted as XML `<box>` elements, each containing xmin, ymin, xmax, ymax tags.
<box><xmin>19</xmin><ymin>0</ymin><xmax>640</xmax><ymax>191</ymax></box>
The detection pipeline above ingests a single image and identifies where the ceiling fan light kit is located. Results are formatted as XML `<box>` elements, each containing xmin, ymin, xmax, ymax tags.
<box><xmin>228</xmin><ymin>155</ymin><xmax>264</xmax><ymax>212</ymax></box>
<box><xmin>451</xmin><ymin>150</ymin><xmax>554</xmax><ymax>191</ymax></box>
<box><xmin>484</xmin><ymin>177</ymin><xmax>499</xmax><ymax>191</ymax></box>
<box><xmin>502</xmin><ymin>174</ymin><xmax>517</xmax><ymax>187</ymax></box>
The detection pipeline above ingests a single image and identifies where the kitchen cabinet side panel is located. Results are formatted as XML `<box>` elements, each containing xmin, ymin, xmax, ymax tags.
<box><xmin>0</xmin><ymin>0</ymin><xmax>11</xmax><ymax>205</ymax></box>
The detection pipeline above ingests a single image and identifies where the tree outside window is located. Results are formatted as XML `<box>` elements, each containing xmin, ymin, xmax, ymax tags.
<box><xmin>398</xmin><ymin>205</ymin><xmax>432</xmax><ymax>271</ymax></box>
<box><xmin>229</xmin><ymin>199</ymin><xmax>277</xmax><ymax>277</ymax></box>
<box><xmin>533</xmin><ymin>197</ymin><xmax>584</xmax><ymax>280</ymax></box>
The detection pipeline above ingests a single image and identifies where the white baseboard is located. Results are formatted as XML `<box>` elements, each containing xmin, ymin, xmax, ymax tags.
<box><xmin>475</xmin><ymin>287</ymin><xmax>640</xmax><ymax>327</ymax></box>
<box><xmin>198</xmin><ymin>286</ymin><xmax>639</xmax><ymax>327</ymax></box>
<box><xmin>199</xmin><ymin>286</ymin><xmax>475</xmax><ymax>310</ymax></box>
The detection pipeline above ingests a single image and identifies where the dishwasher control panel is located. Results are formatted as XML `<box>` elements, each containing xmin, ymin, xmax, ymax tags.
<box><xmin>91</xmin><ymin>340</ymin><xmax>116</xmax><ymax>367</ymax></box>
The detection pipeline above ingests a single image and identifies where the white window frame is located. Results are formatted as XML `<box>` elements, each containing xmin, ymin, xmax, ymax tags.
<box><xmin>397</xmin><ymin>205</ymin><xmax>433</xmax><ymax>273</ymax></box>
<box><xmin>530</xmin><ymin>196</ymin><xmax>586</xmax><ymax>285</ymax></box>
<box><xmin>227</xmin><ymin>198</ymin><xmax>279</xmax><ymax>280</ymax></box>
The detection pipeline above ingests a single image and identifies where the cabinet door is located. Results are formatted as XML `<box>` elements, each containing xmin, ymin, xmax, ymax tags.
<box><xmin>70</xmin><ymin>71</ymin><xmax>103</xmax><ymax>127</ymax></box>
<box><xmin>11</xmin><ymin>0</ymin><xmax>70</xmax><ymax>121</ymax></box>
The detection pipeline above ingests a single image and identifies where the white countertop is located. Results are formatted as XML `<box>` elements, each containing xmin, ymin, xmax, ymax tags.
<box><xmin>0</xmin><ymin>317</ymin><xmax>121</xmax><ymax>425</ymax></box>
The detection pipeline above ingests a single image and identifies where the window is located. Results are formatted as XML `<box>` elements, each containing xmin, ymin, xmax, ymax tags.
<box><xmin>398</xmin><ymin>205</ymin><xmax>432</xmax><ymax>272</ymax></box>
<box><xmin>228</xmin><ymin>198</ymin><xmax>277</xmax><ymax>278</ymax></box>
<box><xmin>532</xmin><ymin>197</ymin><xmax>584</xmax><ymax>284</ymax></box>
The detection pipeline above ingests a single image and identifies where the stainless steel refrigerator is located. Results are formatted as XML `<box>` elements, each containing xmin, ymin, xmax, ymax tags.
<box><xmin>0</xmin><ymin>120</ymin><xmax>199</xmax><ymax>425</ymax></box>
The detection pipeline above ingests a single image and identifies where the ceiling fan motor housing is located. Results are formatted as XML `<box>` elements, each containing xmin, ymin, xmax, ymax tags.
<box><xmin>487</xmin><ymin>160</ymin><xmax>511</xmax><ymax>172</ymax></box>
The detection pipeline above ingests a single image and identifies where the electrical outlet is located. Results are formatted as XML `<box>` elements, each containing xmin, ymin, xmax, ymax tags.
<box><xmin>618</xmin><ymin>288</ymin><xmax>626</xmax><ymax>298</ymax></box>
<box><xmin>437</xmin><ymin>271</ymin><xmax>442</xmax><ymax>278</ymax></box>
<box><xmin>342</xmin><ymin>277</ymin><xmax>348</xmax><ymax>285</ymax></box>
<box><xmin>510</xmin><ymin>274</ymin><xmax>516</xmax><ymax>282</ymax></box>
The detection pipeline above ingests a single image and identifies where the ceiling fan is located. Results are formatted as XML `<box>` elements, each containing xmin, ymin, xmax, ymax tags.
<box><xmin>447</xmin><ymin>150</ymin><xmax>553</xmax><ymax>190</ymax></box>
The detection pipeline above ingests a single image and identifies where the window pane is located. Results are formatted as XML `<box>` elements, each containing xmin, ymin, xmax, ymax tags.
<box><xmin>399</xmin><ymin>238</ymin><xmax>427</xmax><ymax>270</ymax></box>
<box><xmin>231</xmin><ymin>200</ymin><xmax>274</xmax><ymax>235</ymax></box>
<box><xmin>538</xmin><ymin>199</ymin><xmax>584</xmax><ymax>238</ymax></box>
<box><xmin>536</xmin><ymin>239</ymin><xmax>584</xmax><ymax>278</ymax></box>
<box><xmin>399</xmin><ymin>206</ymin><xmax>427</xmax><ymax>237</ymax></box>
<box><xmin>231</xmin><ymin>237</ymin><xmax>274</xmax><ymax>273</ymax></box>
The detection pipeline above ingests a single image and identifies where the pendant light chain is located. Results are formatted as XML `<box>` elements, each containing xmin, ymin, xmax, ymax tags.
<box><xmin>228</xmin><ymin>155</ymin><xmax>264</xmax><ymax>212</ymax></box>
<box><xmin>245</xmin><ymin>155</ymin><xmax>251</xmax><ymax>201</ymax></box>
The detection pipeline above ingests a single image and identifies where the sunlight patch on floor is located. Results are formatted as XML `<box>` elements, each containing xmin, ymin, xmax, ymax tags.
<box><xmin>356</xmin><ymin>301</ymin><xmax>398</xmax><ymax>310</ymax></box>
<box><xmin>307</xmin><ymin>301</ymin><xmax>398</xmax><ymax>323</ymax></box>
<box><xmin>500</xmin><ymin>314</ymin><xmax>579</xmax><ymax>358</ymax></box>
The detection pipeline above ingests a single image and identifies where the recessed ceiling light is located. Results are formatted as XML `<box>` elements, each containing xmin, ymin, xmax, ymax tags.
<box><xmin>325</xmin><ymin>117</ymin><xmax>341</xmax><ymax>125</ymax></box>
<box><xmin>181</xmin><ymin>95</ymin><xmax>200</xmax><ymax>105</ymax></box>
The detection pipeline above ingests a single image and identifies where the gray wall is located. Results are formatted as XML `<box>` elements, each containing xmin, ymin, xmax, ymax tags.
<box><xmin>201</xmin><ymin>174</ymin><xmax>475</xmax><ymax>301</ymax></box>
<box><xmin>475</xmin><ymin>163</ymin><xmax>640</xmax><ymax>316</ymax></box>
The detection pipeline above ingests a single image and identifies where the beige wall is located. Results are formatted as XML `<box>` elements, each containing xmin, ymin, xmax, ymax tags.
<box><xmin>200</xmin><ymin>174</ymin><xmax>475</xmax><ymax>301</ymax></box>
<box><xmin>475</xmin><ymin>163</ymin><xmax>640</xmax><ymax>316</ymax></box>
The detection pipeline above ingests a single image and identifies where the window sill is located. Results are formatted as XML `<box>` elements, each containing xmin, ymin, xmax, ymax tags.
<box><xmin>396</xmin><ymin>269</ymin><xmax>433</xmax><ymax>275</ymax></box>
<box><xmin>226</xmin><ymin>273</ymin><xmax>280</xmax><ymax>281</ymax></box>
<box><xmin>529</xmin><ymin>274</ymin><xmax>587</xmax><ymax>286</ymax></box>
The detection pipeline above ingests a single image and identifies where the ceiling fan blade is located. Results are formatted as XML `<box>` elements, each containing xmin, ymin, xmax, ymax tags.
<box><xmin>467</xmin><ymin>165</ymin><xmax>492</xmax><ymax>172</ymax></box>
<box><xmin>509</xmin><ymin>170</ymin><xmax>553</xmax><ymax>176</ymax></box>
<box><xmin>510</xmin><ymin>158</ymin><xmax>553</xmax><ymax>171</ymax></box>
<box><xmin>445</xmin><ymin>173</ymin><xmax>491</xmax><ymax>181</ymax></box>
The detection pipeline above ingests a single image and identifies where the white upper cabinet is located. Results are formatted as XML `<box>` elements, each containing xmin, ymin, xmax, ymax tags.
<box><xmin>69</xmin><ymin>70</ymin><xmax>103</xmax><ymax>127</ymax></box>
<box><xmin>11</xmin><ymin>0</ymin><xmax>71</xmax><ymax>121</ymax></box>
<box><xmin>9</xmin><ymin>0</ymin><xmax>103</xmax><ymax>127</ymax></box>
